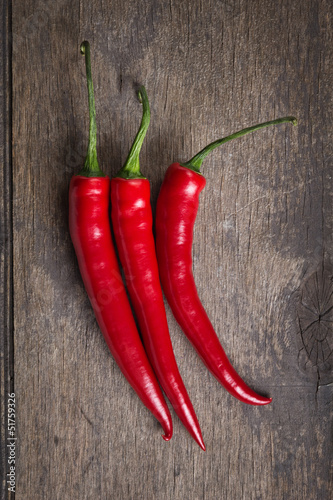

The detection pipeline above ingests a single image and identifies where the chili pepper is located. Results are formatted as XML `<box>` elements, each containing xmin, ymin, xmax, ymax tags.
<box><xmin>110</xmin><ymin>87</ymin><xmax>205</xmax><ymax>450</ymax></box>
<box><xmin>155</xmin><ymin>116</ymin><xmax>297</xmax><ymax>405</ymax></box>
<box><xmin>69</xmin><ymin>42</ymin><xmax>172</xmax><ymax>440</ymax></box>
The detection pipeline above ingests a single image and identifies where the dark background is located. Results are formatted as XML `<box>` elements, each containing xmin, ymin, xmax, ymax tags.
<box><xmin>1</xmin><ymin>0</ymin><xmax>332</xmax><ymax>499</ymax></box>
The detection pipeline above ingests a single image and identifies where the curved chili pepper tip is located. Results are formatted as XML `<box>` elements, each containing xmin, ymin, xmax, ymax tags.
<box><xmin>252</xmin><ymin>396</ymin><xmax>272</xmax><ymax>405</ymax></box>
<box><xmin>198</xmin><ymin>438</ymin><xmax>206</xmax><ymax>451</ymax></box>
<box><xmin>159</xmin><ymin>410</ymin><xmax>173</xmax><ymax>441</ymax></box>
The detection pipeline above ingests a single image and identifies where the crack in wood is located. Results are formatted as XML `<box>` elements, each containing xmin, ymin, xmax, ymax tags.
<box><xmin>80</xmin><ymin>407</ymin><xmax>93</xmax><ymax>427</ymax></box>
<box><xmin>296</xmin><ymin>260</ymin><xmax>333</xmax><ymax>373</ymax></box>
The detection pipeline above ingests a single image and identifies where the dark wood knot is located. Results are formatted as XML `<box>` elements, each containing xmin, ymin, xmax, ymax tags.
<box><xmin>296</xmin><ymin>261</ymin><xmax>333</xmax><ymax>375</ymax></box>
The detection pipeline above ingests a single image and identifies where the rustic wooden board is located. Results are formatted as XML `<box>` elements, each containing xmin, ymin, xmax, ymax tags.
<box><xmin>1</xmin><ymin>0</ymin><xmax>332</xmax><ymax>498</ymax></box>
<box><xmin>1</xmin><ymin>2</ymin><xmax>14</xmax><ymax>499</ymax></box>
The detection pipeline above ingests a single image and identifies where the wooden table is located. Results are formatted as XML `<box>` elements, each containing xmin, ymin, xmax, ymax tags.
<box><xmin>1</xmin><ymin>1</ymin><xmax>332</xmax><ymax>498</ymax></box>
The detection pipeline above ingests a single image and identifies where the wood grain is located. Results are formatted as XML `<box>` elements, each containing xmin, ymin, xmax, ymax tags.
<box><xmin>0</xmin><ymin>2</ymin><xmax>14</xmax><ymax>500</ymax></box>
<box><xmin>2</xmin><ymin>0</ymin><xmax>332</xmax><ymax>498</ymax></box>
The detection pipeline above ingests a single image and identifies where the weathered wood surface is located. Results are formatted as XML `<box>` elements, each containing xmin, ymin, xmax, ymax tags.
<box><xmin>1</xmin><ymin>0</ymin><xmax>332</xmax><ymax>498</ymax></box>
<box><xmin>1</xmin><ymin>2</ymin><xmax>14</xmax><ymax>500</ymax></box>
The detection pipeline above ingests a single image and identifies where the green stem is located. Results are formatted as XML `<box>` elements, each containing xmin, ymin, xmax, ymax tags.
<box><xmin>116</xmin><ymin>86</ymin><xmax>150</xmax><ymax>179</ymax></box>
<box><xmin>182</xmin><ymin>116</ymin><xmax>298</xmax><ymax>173</ymax></box>
<box><xmin>78</xmin><ymin>41</ymin><xmax>105</xmax><ymax>177</ymax></box>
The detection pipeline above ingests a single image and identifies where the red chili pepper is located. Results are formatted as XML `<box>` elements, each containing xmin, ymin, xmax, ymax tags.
<box><xmin>156</xmin><ymin>116</ymin><xmax>297</xmax><ymax>405</ymax></box>
<box><xmin>69</xmin><ymin>42</ymin><xmax>172</xmax><ymax>440</ymax></box>
<box><xmin>110</xmin><ymin>87</ymin><xmax>205</xmax><ymax>450</ymax></box>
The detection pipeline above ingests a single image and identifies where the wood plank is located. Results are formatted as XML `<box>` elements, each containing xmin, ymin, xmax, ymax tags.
<box><xmin>0</xmin><ymin>2</ymin><xmax>14</xmax><ymax>499</ymax></box>
<box><xmin>10</xmin><ymin>0</ymin><xmax>333</xmax><ymax>498</ymax></box>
